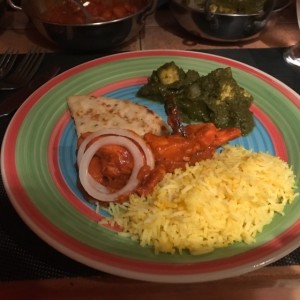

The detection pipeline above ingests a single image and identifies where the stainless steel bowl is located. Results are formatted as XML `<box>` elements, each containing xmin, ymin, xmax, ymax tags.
<box><xmin>7</xmin><ymin>0</ymin><xmax>156</xmax><ymax>51</ymax></box>
<box><xmin>274</xmin><ymin>0</ymin><xmax>291</xmax><ymax>12</ymax></box>
<box><xmin>169</xmin><ymin>0</ymin><xmax>275</xmax><ymax>42</ymax></box>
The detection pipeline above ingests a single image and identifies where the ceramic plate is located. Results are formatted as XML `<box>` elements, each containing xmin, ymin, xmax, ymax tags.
<box><xmin>1</xmin><ymin>50</ymin><xmax>300</xmax><ymax>283</ymax></box>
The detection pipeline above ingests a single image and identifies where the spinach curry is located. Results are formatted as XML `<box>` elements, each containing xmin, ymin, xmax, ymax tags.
<box><xmin>182</xmin><ymin>0</ymin><xmax>266</xmax><ymax>14</ymax></box>
<box><xmin>137</xmin><ymin>62</ymin><xmax>255</xmax><ymax>136</ymax></box>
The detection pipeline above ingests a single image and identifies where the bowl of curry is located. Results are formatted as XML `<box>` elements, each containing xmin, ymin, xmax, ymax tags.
<box><xmin>169</xmin><ymin>0</ymin><xmax>275</xmax><ymax>42</ymax></box>
<box><xmin>7</xmin><ymin>0</ymin><xmax>156</xmax><ymax>51</ymax></box>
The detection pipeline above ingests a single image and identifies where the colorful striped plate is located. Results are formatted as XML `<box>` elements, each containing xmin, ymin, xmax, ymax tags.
<box><xmin>1</xmin><ymin>50</ymin><xmax>300</xmax><ymax>283</ymax></box>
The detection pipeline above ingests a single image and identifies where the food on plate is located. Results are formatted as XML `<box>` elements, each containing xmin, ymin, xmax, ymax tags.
<box><xmin>104</xmin><ymin>145</ymin><xmax>298</xmax><ymax>255</ymax></box>
<box><xmin>137</xmin><ymin>62</ymin><xmax>255</xmax><ymax>135</ymax></box>
<box><xmin>182</xmin><ymin>0</ymin><xmax>266</xmax><ymax>14</ymax></box>
<box><xmin>40</xmin><ymin>0</ymin><xmax>146</xmax><ymax>24</ymax></box>
<box><xmin>67</xmin><ymin>95</ymin><xmax>170</xmax><ymax>137</ymax></box>
<box><xmin>67</xmin><ymin>88</ymin><xmax>297</xmax><ymax>256</ymax></box>
<box><xmin>138</xmin><ymin>122</ymin><xmax>241</xmax><ymax>196</ymax></box>
<box><xmin>68</xmin><ymin>95</ymin><xmax>241</xmax><ymax>203</ymax></box>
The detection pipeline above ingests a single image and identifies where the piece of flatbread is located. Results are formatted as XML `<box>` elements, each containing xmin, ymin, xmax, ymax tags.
<box><xmin>67</xmin><ymin>95</ymin><xmax>170</xmax><ymax>137</ymax></box>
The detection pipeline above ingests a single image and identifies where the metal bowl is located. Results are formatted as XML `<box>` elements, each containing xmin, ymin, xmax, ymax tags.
<box><xmin>7</xmin><ymin>0</ymin><xmax>156</xmax><ymax>51</ymax></box>
<box><xmin>169</xmin><ymin>0</ymin><xmax>275</xmax><ymax>42</ymax></box>
<box><xmin>273</xmin><ymin>0</ymin><xmax>291</xmax><ymax>12</ymax></box>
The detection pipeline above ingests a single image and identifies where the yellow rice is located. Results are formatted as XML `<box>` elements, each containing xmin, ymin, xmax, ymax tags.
<box><xmin>103</xmin><ymin>145</ymin><xmax>298</xmax><ymax>255</ymax></box>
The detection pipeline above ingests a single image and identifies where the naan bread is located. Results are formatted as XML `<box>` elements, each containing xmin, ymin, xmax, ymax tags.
<box><xmin>67</xmin><ymin>95</ymin><xmax>170</xmax><ymax>137</ymax></box>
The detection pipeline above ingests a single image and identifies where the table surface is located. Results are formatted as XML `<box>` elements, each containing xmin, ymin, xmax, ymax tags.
<box><xmin>1</xmin><ymin>2</ymin><xmax>300</xmax><ymax>299</ymax></box>
<box><xmin>0</xmin><ymin>1</ymin><xmax>300</xmax><ymax>52</ymax></box>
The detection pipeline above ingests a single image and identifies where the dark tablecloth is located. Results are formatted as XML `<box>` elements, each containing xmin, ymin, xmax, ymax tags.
<box><xmin>0</xmin><ymin>48</ymin><xmax>299</xmax><ymax>281</ymax></box>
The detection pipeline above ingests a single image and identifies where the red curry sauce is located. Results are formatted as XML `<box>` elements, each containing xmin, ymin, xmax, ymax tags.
<box><xmin>40</xmin><ymin>0</ymin><xmax>147</xmax><ymax>24</ymax></box>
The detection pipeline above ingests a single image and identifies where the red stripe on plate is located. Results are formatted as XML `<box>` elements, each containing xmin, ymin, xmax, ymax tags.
<box><xmin>91</xmin><ymin>77</ymin><xmax>147</xmax><ymax>96</ymax></box>
<box><xmin>251</xmin><ymin>105</ymin><xmax>287</xmax><ymax>160</ymax></box>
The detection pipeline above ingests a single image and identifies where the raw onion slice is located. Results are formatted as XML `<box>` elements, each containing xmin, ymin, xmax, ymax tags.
<box><xmin>78</xmin><ymin>133</ymin><xmax>152</xmax><ymax>202</ymax></box>
<box><xmin>77</xmin><ymin>128</ymin><xmax>155</xmax><ymax>169</ymax></box>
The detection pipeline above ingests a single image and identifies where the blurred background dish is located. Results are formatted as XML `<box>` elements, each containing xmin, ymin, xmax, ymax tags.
<box><xmin>157</xmin><ymin>0</ymin><xmax>167</xmax><ymax>7</ymax></box>
<box><xmin>0</xmin><ymin>0</ymin><xmax>5</xmax><ymax>18</ymax></box>
<box><xmin>273</xmin><ymin>0</ymin><xmax>292</xmax><ymax>12</ymax></box>
<box><xmin>169</xmin><ymin>0</ymin><xmax>275</xmax><ymax>42</ymax></box>
<box><xmin>7</xmin><ymin>0</ymin><xmax>156</xmax><ymax>52</ymax></box>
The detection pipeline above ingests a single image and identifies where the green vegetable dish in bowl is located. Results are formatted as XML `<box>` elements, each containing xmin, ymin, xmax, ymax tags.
<box><xmin>184</xmin><ymin>0</ymin><xmax>267</xmax><ymax>14</ymax></box>
<box><xmin>137</xmin><ymin>62</ymin><xmax>255</xmax><ymax>135</ymax></box>
<box><xmin>169</xmin><ymin>0</ymin><xmax>274</xmax><ymax>41</ymax></box>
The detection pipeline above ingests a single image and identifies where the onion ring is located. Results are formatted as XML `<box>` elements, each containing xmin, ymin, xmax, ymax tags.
<box><xmin>78</xmin><ymin>129</ymin><xmax>155</xmax><ymax>202</ymax></box>
<box><xmin>77</xmin><ymin>128</ymin><xmax>155</xmax><ymax>169</ymax></box>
